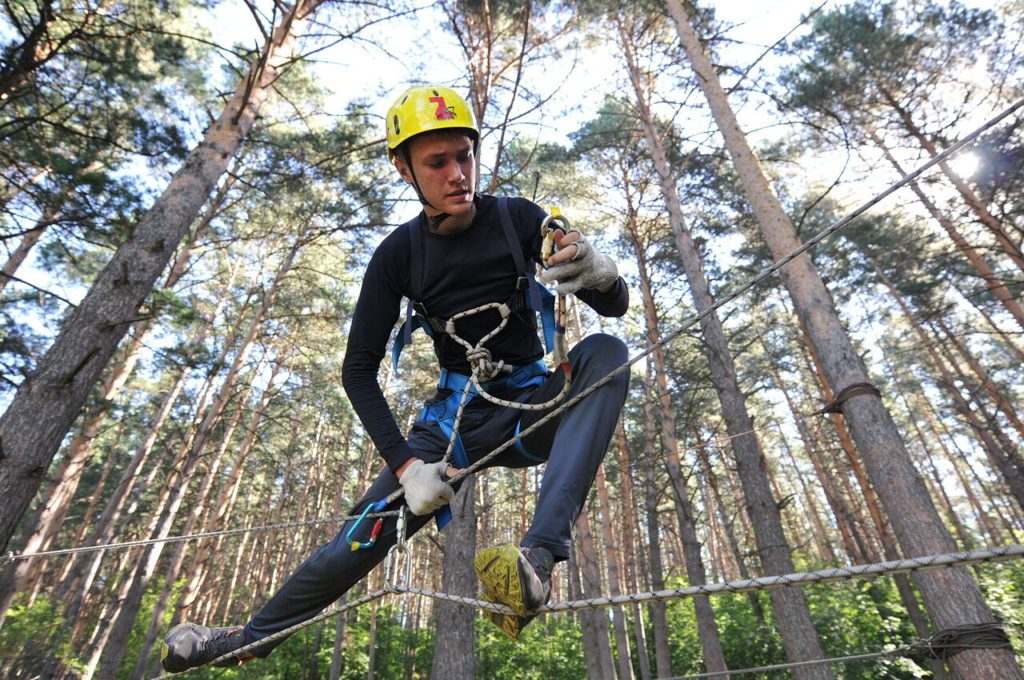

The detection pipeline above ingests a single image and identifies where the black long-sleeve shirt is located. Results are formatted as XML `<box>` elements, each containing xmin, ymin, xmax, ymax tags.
<box><xmin>341</xmin><ymin>194</ymin><xmax>629</xmax><ymax>473</ymax></box>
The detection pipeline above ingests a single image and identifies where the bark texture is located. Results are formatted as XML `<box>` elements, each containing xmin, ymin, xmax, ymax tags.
<box><xmin>665</xmin><ymin>2</ymin><xmax>1024</xmax><ymax>676</ymax></box>
<box><xmin>430</xmin><ymin>477</ymin><xmax>478</xmax><ymax>680</ymax></box>
<box><xmin>0</xmin><ymin>0</ymin><xmax>324</xmax><ymax>551</ymax></box>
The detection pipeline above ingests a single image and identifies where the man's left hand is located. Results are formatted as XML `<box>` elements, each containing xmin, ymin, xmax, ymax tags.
<box><xmin>539</xmin><ymin>228</ymin><xmax>618</xmax><ymax>295</ymax></box>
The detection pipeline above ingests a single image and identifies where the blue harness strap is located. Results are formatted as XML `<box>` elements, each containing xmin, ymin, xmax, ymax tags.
<box><xmin>389</xmin><ymin>198</ymin><xmax>559</xmax><ymax>527</ymax></box>
<box><xmin>496</xmin><ymin>198</ymin><xmax>557</xmax><ymax>354</ymax></box>
<box><xmin>391</xmin><ymin>198</ymin><xmax>558</xmax><ymax>372</ymax></box>
<box><xmin>422</xmin><ymin>359</ymin><xmax>549</xmax><ymax>529</ymax></box>
<box><xmin>392</xmin><ymin>312</ymin><xmax>433</xmax><ymax>372</ymax></box>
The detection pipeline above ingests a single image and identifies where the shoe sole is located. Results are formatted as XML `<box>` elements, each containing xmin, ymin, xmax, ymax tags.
<box><xmin>160</xmin><ymin>623</ymin><xmax>250</xmax><ymax>672</ymax></box>
<box><xmin>474</xmin><ymin>544</ymin><xmax>528</xmax><ymax>616</ymax></box>
<box><xmin>486</xmin><ymin>610</ymin><xmax>529</xmax><ymax>641</ymax></box>
<box><xmin>476</xmin><ymin>575</ymin><xmax>528</xmax><ymax>641</ymax></box>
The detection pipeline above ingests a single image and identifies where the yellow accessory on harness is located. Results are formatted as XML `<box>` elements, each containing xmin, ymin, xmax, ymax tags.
<box><xmin>385</xmin><ymin>85</ymin><xmax>479</xmax><ymax>160</ymax></box>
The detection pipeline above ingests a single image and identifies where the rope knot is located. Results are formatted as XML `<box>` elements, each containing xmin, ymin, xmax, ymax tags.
<box><xmin>466</xmin><ymin>346</ymin><xmax>505</xmax><ymax>380</ymax></box>
<box><xmin>905</xmin><ymin>622</ymin><xmax>1011</xmax><ymax>661</ymax></box>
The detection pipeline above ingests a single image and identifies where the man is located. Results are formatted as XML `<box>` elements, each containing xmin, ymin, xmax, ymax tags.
<box><xmin>162</xmin><ymin>84</ymin><xmax>629</xmax><ymax>672</ymax></box>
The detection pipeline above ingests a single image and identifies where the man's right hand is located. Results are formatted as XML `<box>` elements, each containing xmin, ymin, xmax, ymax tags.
<box><xmin>398</xmin><ymin>459</ymin><xmax>458</xmax><ymax>515</ymax></box>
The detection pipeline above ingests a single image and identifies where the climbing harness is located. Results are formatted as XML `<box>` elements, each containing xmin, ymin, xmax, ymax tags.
<box><xmin>349</xmin><ymin>197</ymin><xmax>577</xmax><ymax>540</ymax></box>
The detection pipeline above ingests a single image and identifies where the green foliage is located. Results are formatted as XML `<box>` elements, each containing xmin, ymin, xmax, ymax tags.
<box><xmin>2</xmin><ymin>2</ymin><xmax>1023</xmax><ymax>679</ymax></box>
<box><xmin>0</xmin><ymin>596</ymin><xmax>70</xmax><ymax>672</ymax></box>
<box><xmin>477</xmin><ymin>613</ymin><xmax>587</xmax><ymax>678</ymax></box>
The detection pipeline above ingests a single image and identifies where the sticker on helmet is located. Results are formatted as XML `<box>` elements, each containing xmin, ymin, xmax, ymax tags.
<box><xmin>429</xmin><ymin>96</ymin><xmax>455</xmax><ymax>121</ymax></box>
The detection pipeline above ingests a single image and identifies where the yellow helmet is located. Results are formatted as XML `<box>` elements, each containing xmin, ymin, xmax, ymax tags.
<box><xmin>386</xmin><ymin>85</ymin><xmax>479</xmax><ymax>160</ymax></box>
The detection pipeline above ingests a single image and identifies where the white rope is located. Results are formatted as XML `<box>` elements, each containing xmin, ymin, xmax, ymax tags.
<box><xmin>144</xmin><ymin>95</ymin><xmax>1024</xmax><ymax>676</ymax></box>
<box><xmin>33</xmin><ymin>96</ymin><xmax>1024</xmax><ymax>567</ymax></box>
<box><xmin>444</xmin><ymin>94</ymin><xmax>1024</xmax><ymax>487</ymax></box>
<box><xmin>2</xmin><ymin>511</ymin><xmax>400</xmax><ymax>563</ymax></box>
<box><xmin>150</xmin><ymin>543</ymin><xmax>1024</xmax><ymax>678</ymax></box>
<box><xmin>392</xmin><ymin>543</ymin><xmax>1024</xmax><ymax>614</ymax></box>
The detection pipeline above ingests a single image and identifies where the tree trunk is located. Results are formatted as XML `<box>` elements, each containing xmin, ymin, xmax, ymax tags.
<box><xmin>694</xmin><ymin>442</ymin><xmax>766</xmax><ymax>625</ymax></box>
<box><xmin>575</xmin><ymin>509</ymin><xmax>618</xmax><ymax>680</ymax></box>
<box><xmin>90</xmin><ymin>241</ymin><xmax>298</xmax><ymax>679</ymax></box>
<box><xmin>934</xmin><ymin>317</ymin><xmax>1024</xmax><ymax>442</ymax></box>
<box><xmin>616</xmin><ymin>423</ymin><xmax>652</xmax><ymax>680</ymax></box>
<box><xmin>131</xmin><ymin>359</ymin><xmax>284</xmax><ymax>679</ymax></box>
<box><xmin>0</xmin><ymin>0</ymin><xmax>325</xmax><ymax>551</ymax></box>
<box><xmin>596</xmin><ymin>464</ymin><xmax>635</xmax><ymax>680</ymax></box>
<box><xmin>868</xmin><ymin>129</ymin><xmax>1024</xmax><ymax>330</ymax></box>
<box><xmin>922</xmin><ymin>400</ymin><xmax>1004</xmax><ymax>544</ymax></box>
<box><xmin>46</xmin><ymin>288</ymin><xmax>229</xmax><ymax>637</ymax></box>
<box><xmin>429</xmin><ymin>476</ymin><xmax>477</xmax><ymax>680</ymax></box>
<box><xmin>772</xmin><ymin>421</ymin><xmax>836</xmax><ymax>564</ymax></box>
<box><xmin>665</xmin><ymin>3</ymin><xmax>1024</xmax><ymax>675</ymax></box>
<box><xmin>872</xmin><ymin>259</ymin><xmax>1024</xmax><ymax>511</ymax></box>
<box><xmin>0</xmin><ymin>328</ymin><xmax>149</xmax><ymax>617</ymax></box>
<box><xmin>640</xmin><ymin>371</ymin><xmax>672</xmax><ymax>677</ymax></box>
<box><xmin>615</xmin><ymin>111</ymin><xmax>729</xmax><ymax>675</ymax></box>
<box><xmin>171</xmin><ymin>363</ymin><xmax>290</xmax><ymax>628</ymax></box>
<box><xmin>624</xmin><ymin>23</ymin><xmax>825</xmax><ymax>673</ymax></box>
<box><xmin>0</xmin><ymin>159</ymin><xmax>105</xmax><ymax>295</ymax></box>
<box><xmin>0</xmin><ymin>210</ymin><xmax>57</xmax><ymax>294</ymax></box>
<box><xmin>367</xmin><ymin>598</ymin><xmax>379</xmax><ymax>680</ymax></box>
<box><xmin>329</xmin><ymin>595</ymin><xmax>349</xmax><ymax>680</ymax></box>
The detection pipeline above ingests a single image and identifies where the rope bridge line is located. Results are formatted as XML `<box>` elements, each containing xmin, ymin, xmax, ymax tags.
<box><xmin>436</xmin><ymin>94</ymin><xmax>1024</xmax><ymax>490</ymax></box>
<box><xmin>8</xmin><ymin>95</ymin><xmax>1022</xmax><ymax>568</ymax></box>
<box><xmin>0</xmin><ymin>400</ymin><xmax>849</xmax><ymax>568</ymax></box>
<box><xmin>664</xmin><ymin>620</ymin><xmax>1013</xmax><ymax>679</ymax></box>
<box><xmin>2</xmin><ymin>89</ymin><xmax>1015</xmax><ymax>675</ymax></box>
<box><xmin>2</xmin><ymin>511</ymin><xmax>400</xmax><ymax>564</ymax></box>
<box><xmin>394</xmin><ymin>543</ymin><xmax>1024</xmax><ymax>614</ymax></box>
<box><xmin>1</xmin><ymin>408</ymin><xmax>826</xmax><ymax>566</ymax></box>
<box><xmin>146</xmin><ymin>94</ymin><xmax>1024</xmax><ymax>676</ymax></box>
<box><xmin>152</xmin><ymin>541</ymin><xmax>1024</xmax><ymax>679</ymax></box>
<box><xmin>662</xmin><ymin>623</ymin><xmax>1012</xmax><ymax>679</ymax></box>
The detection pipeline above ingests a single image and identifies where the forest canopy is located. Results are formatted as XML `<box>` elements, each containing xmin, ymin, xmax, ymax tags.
<box><xmin>0</xmin><ymin>0</ymin><xmax>1022</xmax><ymax>678</ymax></box>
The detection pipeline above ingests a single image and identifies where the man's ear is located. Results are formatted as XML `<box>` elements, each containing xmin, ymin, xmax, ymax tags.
<box><xmin>393</xmin><ymin>155</ymin><xmax>413</xmax><ymax>185</ymax></box>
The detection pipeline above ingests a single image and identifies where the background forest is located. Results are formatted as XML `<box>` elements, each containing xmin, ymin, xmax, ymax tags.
<box><xmin>0</xmin><ymin>0</ymin><xmax>1022</xmax><ymax>678</ymax></box>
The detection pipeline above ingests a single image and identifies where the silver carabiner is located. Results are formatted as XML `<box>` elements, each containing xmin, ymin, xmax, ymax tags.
<box><xmin>384</xmin><ymin>506</ymin><xmax>411</xmax><ymax>591</ymax></box>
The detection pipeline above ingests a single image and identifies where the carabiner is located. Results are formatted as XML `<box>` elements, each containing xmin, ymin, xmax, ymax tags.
<box><xmin>384</xmin><ymin>506</ymin><xmax>412</xmax><ymax>590</ymax></box>
<box><xmin>540</xmin><ymin>208</ymin><xmax>572</xmax><ymax>268</ymax></box>
<box><xmin>345</xmin><ymin>499</ymin><xmax>388</xmax><ymax>551</ymax></box>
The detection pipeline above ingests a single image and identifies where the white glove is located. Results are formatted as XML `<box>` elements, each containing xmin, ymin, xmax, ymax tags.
<box><xmin>399</xmin><ymin>459</ymin><xmax>455</xmax><ymax>515</ymax></box>
<box><xmin>538</xmin><ymin>235</ymin><xmax>619</xmax><ymax>296</ymax></box>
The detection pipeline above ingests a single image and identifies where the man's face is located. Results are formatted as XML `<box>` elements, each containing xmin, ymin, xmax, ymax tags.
<box><xmin>396</xmin><ymin>131</ymin><xmax>476</xmax><ymax>217</ymax></box>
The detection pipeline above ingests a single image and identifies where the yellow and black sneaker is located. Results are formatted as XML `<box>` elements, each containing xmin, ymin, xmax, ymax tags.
<box><xmin>161</xmin><ymin>623</ymin><xmax>253</xmax><ymax>673</ymax></box>
<box><xmin>475</xmin><ymin>544</ymin><xmax>554</xmax><ymax>640</ymax></box>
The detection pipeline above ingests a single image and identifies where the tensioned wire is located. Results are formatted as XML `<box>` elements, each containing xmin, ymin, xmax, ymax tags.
<box><xmin>142</xmin><ymin>97</ymin><xmax>1024</xmax><ymax>679</ymax></box>
<box><xmin>2</xmin><ymin>512</ymin><xmax>400</xmax><ymax>564</ymax></box>
<box><xmin>7</xmin><ymin>95</ymin><xmax>1024</xmax><ymax>567</ymax></box>
<box><xmin>437</xmin><ymin>94</ymin><xmax>1024</xmax><ymax>490</ymax></box>
<box><xmin>152</xmin><ymin>542</ymin><xmax>1024</xmax><ymax>679</ymax></box>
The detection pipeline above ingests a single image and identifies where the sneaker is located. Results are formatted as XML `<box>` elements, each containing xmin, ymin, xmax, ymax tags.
<box><xmin>475</xmin><ymin>544</ymin><xmax>554</xmax><ymax>640</ymax></box>
<box><xmin>161</xmin><ymin>623</ymin><xmax>253</xmax><ymax>672</ymax></box>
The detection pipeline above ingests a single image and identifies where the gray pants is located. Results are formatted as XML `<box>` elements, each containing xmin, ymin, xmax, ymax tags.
<box><xmin>244</xmin><ymin>333</ymin><xmax>629</xmax><ymax>653</ymax></box>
